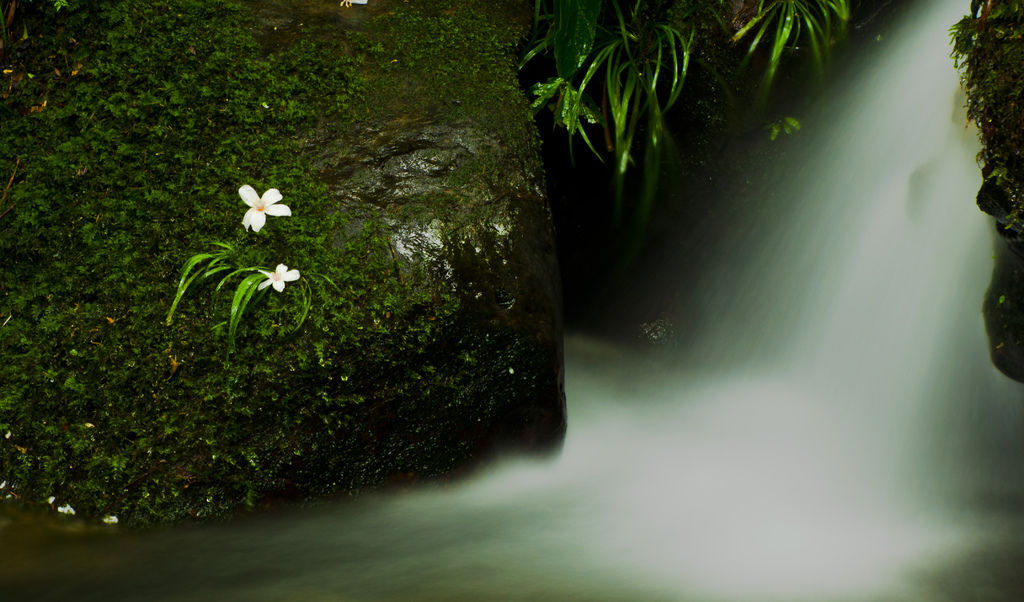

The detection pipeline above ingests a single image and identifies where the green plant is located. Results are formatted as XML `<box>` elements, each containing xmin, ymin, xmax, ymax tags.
<box><xmin>167</xmin><ymin>243</ymin><xmax>335</xmax><ymax>355</ymax></box>
<box><xmin>523</xmin><ymin>0</ymin><xmax>694</xmax><ymax>217</ymax></box>
<box><xmin>1</xmin><ymin>0</ymin><xmax>71</xmax><ymax>59</ymax></box>
<box><xmin>766</xmin><ymin>115</ymin><xmax>801</xmax><ymax>139</ymax></box>
<box><xmin>951</xmin><ymin>1</ymin><xmax>1024</xmax><ymax>228</ymax></box>
<box><xmin>165</xmin><ymin>245</ymin><xmax>281</xmax><ymax>355</ymax></box>
<box><xmin>732</xmin><ymin>0</ymin><xmax>850</xmax><ymax>93</ymax></box>
<box><xmin>0</xmin><ymin>1</ymin><xmax>12</xmax><ymax>56</ymax></box>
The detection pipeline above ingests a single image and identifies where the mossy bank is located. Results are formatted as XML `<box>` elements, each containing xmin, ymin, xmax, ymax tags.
<box><xmin>953</xmin><ymin>1</ymin><xmax>1024</xmax><ymax>231</ymax></box>
<box><xmin>952</xmin><ymin>3</ymin><xmax>1024</xmax><ymax>382</ymax></box>
<box><xmin>0</xmin><ymin>0</ymin><xmax>563</xmax><ymax>526</ymax></box>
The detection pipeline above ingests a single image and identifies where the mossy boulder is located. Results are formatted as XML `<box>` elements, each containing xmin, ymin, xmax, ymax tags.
<box><xmin>953</xmin><ymin>3</ymin><xmax>1024</xmax><ymax>382</ymax></box>
<box><xmin>983</xmin><ymin>234</ymin><xmax>1024</xmax><ymax>382</ymax></box>
<box><xmin>0</xmin><ymin>0</ymin><xmax>563</xmax><ymax>526</ymax></box>
<box><xmin>953</xmin><ymin>2</ymin><xmax>1024</xmax><ymax>230</ymax></box>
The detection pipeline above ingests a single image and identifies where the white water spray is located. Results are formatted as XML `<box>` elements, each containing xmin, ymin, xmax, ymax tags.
<box><xmin>467</xmin><ymin>0</ymin><xmax>1011</xmax><ymax>598</ymax></box>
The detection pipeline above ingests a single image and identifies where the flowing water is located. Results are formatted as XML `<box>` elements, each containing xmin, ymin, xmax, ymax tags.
<box><xmin>7</xmin><ymin>0</ymin><xmax>1024</xmax><ymax>600</ymax></box>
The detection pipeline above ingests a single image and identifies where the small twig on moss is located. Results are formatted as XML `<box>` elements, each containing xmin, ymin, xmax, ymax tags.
<box><xmin>0</xmin><ymin>204</ymin><xmax>11</xmax><ymax>221</ymax></box>
<box><xmin>1</xmin><ymin>157</ymin><xmax>19</xmax><ymax>203</ymax></box>
<box><xmin>386</xmin><ymin>239</ymin><xmax>405</xmax><ymax>284</ymax></box>
<box><xmin>0</xmin><ymin>1</ymin><xmax>12</xmax><ymax>60</ymax></box>
<box><xmin>1</xmin><ymin>314</ymin><xmax>10</xmax><ymax>328</ymax></box>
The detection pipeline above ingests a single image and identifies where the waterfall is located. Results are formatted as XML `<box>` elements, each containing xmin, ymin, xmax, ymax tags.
<box><xmin>7</xmin><ymin>1</ymin><xmax>1024</xmax><ymax>600</ymax></box>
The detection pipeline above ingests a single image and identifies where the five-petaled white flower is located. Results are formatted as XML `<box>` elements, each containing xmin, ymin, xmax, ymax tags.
<box><xmin>240</xmin><ymin>184</ymin><xmax>291</xmax><ymax>232</ymax></box>
<box><xmin>259</xmin><ymin>264</ymin><xmax>300</xmax><ymax>292</ymax></box>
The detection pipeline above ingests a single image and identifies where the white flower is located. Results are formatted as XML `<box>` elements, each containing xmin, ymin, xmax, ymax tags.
<box><xmin>258</xmin><ymin>264</ymin><xmax>300</xmax><ymax>292</ymax></box>
<box><xmin>47</xmin><ymin>495</ymin><xmax>55</xmax><ymax>504</ymax></box>
<box><xmin>340</xmin><ymin>0</ymin><xmax>368</xmax><ymax>6</ymax></box>
<box><xmin>102</xmin><ymin>515</ymin><xmax>119</xmax><ymax>525</ymax></box>
<box><xmin>240</xmin><ymin>185</ymin><xmax>291</xmax><ymax>232</ymax></box>
<box><xmin>57</xmin><ymin>504</ymin><xmax>75</xmax><ymax>515</ymax></box>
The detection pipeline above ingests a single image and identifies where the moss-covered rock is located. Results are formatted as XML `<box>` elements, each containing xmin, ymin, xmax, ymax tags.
<box><xmin>953</xmin><ymin>1</ymin><xmax>1024</xmax><ymax>229</ymax></box>
<box><xmin>952</xmin><ymin>2</ymin><xmax>1024</xmax><ymax>382</ymax></box>
<box><xmin>0</xmin><ymin>0</ymin><xmax>563</xmax><ymax>526</ymax></box>
<box><xmin>983</xmin><ymin>234</ymin><xmax>1024</xmax><ymax>382</ymax></box>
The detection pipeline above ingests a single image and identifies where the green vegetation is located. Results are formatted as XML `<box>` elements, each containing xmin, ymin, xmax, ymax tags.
<box><xmin>952</xmin><ymin>1</ymin><xmax>1024</xmax><ymax>228</ymax></box>
<box><xmin>522</xmin><ymin>0</ymin><xmax>850</xmax><ymax>229</ymax></box>
<box><xmin>732</xmin><ymin>0</ymin><xmax>849</xmax><ymax>95</ymax></box>
<box><xmin>766</xmin><ymin>115</ymin><xmax>801</xmax><ymax>140</ymax></box>
<box><xmin>1</xmin><ymin>0</ymin><xmax>71</xmax><ymax>59</ymax></box>
<box><xmin>358</xmin><ymin>0</ymin><xmax>539</xmax><ymax>167</ymax></box>
<box><xmin>0</xmin><ymin>0</ymin><xmax>552</xmax><ymax>525</ymax></box>
<box><xmin>166</xmin><ymin>243</ymin><xmax>326</xmax><ymax>356</ymax></box>
<box><xmin>523</xmin><ymin>0</ymin><xmax>694</xmax><ymax>217</ymax></box>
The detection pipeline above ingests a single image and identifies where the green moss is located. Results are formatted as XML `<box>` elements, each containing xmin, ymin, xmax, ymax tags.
<box><xmin>0</xmin><ymin>0</ymin><xmax>553</xmax><ymax>525</ymax></box>
<box><xmin>357</xmin><ymin>0</ymin><xmax>539</xmax><ymax>174</ymax></box>
<box><xmin>952</xmin><ymin>3</ymin><xmax>1024</xmax><ymax>226</ymax></box>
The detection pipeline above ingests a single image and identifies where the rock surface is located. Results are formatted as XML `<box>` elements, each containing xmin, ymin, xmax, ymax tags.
<box><xmin>0</xmin><ymin>0</ymin><xmax>564</xmax><ymax>525</ymax></box>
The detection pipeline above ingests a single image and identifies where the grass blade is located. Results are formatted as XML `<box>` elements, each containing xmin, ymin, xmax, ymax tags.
<box><xmin>166</xmin><ymin>252</ymin><xmax>222</xmax><ymax>326</ymax></box>
<box><xmin>227</xmin><ymin>272</ymin><xmax>266</xmax><ymax>354</ymax></box>
<box><xmin>217</xmin><ymin>266</ymin><xmax>265</xmax><ymax>292</ymax></box>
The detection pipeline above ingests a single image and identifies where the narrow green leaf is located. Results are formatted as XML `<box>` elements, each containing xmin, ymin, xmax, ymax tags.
<box><xmin>291</xmin><ymin>280</ymin><xmax>312</xmax><ymax>334</ymax></box>
<box><xmin>166</xmin><ymin>269</ymin><xmax>205</xmax><ymax>326</ymax></box>
<box><xmin>176</xmin><ymin>253</ymin><xmax>216</xmax><ymax>291</ymax></box>
<box><xmin>166</xmin><ymin>252</ymin><xmax>221</xmax><ymax>326</ymax></box>
<box><xmin>227</xmin><ymin>273</ymin><xmax>266</xmax><ymax>354</ymax></box>
<box><xmin>217</xmin><ymin>266</ymin><xmax>265</xmax><ymax>292</ymax></box>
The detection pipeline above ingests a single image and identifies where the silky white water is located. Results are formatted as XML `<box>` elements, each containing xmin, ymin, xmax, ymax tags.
<box><xmin>7</xmin><ymin>0</ymin><xmax>1024</xmax><ymax>599</ymax></box>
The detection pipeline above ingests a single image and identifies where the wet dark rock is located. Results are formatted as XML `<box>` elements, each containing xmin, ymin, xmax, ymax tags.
<box><xmin>318</xmin><ymin>115</ymin><xmax>566</xmax><ymax>455</ymax></box>
<box><xmin>977</xmin><ymin>176</ymin><xmax>1018</xmax><ymax>230</ymax></box>
<box><xmin>293</xmin><ymin>3</ymin><xmax>567</xmax><ymax>472</ymax></box>
<box><xmin>984</xmin><ymin>231</ymin><xmax>1024</xmax><ymax>382</ymax></box>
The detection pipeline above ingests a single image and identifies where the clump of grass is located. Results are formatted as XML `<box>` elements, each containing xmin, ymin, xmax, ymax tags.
<box><xmin>732</xmin><ymin>0</ymin><xmax>850</xmax><ymax>95</ymax></box>
<box><xmin>167</xmin><ymin>242</ymin><xmax>338</xmax><ymax>355</ymax></box>
<box><xmin>523</xmin><ymin>0</ymin><xmax>694</xmax><ymax>217</ymax></box>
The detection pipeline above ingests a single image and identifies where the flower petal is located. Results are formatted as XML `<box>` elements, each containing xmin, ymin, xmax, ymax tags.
<box><xmin>242</xmin><ymin>208</ymin><xmax>254</xmax><ymax>230</ymax></box>
<box><xmin>258</xmin><ymin>279</ymin><xmax>272</xmax><ymax>290</ymax></box>
<box><xmin>272</xmin><ymin>279</ymin><xmax>286</xmax><ymax>292</ymax></box>
<box><xmin>239</xmin><ymin>185</ymin><xmax>261</xmax><ymax>208</ymax></box>
<box><xmin>265</xmin><ymin>203</ymin><xmax>291</xmax><ymax>217</ymax></box>
<box><xmin>283</xmin><ymin>269</ymin><xmax>300</xmax><ymax>282</ymax></box>
<box><xmin>275</xmin><ymin>264</ymin><xmax>289</xmax><ymax>275</ymax></box>
<box><xmin>262</xmin><ymin>188</ymin><xmax>283</xmax><ymax>205</ymax></box>
<box><xmin>249</xmin><ymin>211</ymin><xmax>266</xmax><ymax>232</ymax></box>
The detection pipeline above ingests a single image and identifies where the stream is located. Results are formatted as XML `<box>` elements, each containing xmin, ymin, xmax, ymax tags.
<box><xmin>6</xmin><ymin>0</ymin><xmax>1024</xmax><ymax>600</ymax></box>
